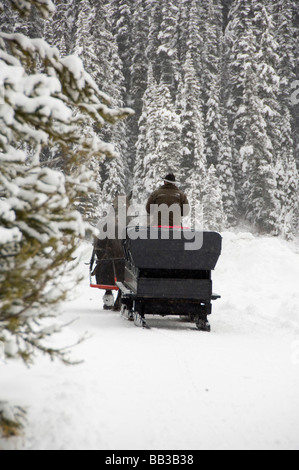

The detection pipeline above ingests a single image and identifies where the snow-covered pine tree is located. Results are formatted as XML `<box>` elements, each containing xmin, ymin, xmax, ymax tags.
<box><xmin>176</xmin><ymin>0</ymin><xmax>208</xmax><ymax>223</ymax></box>
<box><xmin>272</xmin><ymin>0</ymin><xmax>297</xmax><ymax>108</ymax></box>
<box><xmin>133</xmin><ymin>67</ymin><xmax>159</xmax><ymax>205</ymax></box>
<box><xmin>110</xmin><ymin>0</ymin><xmax>133</xmax><ymax>96</ymax></box>
<box><xmin>275</xmin><ymin>108</ymin><xmax>299</xmax><ymax>238</ymax></box>
<box><xmin>239</xmin><ymin>30</ymin><xmax>279</xmax><ymax>234</ymax></box>
<box><xmin>122</xmin><ymin>0</ymin><xmax>149</xmax><ymax>173</ymax></box>
<box><xmin>157</xmin><ymin>0</ymin><xmax>180</xmax><ymax>94</ymax></box>
<box><xmin>271</xmin><ymin>0</ymin><xmax>299</xmax><ymax>236</ymax></box>
<box><xmin>74</xmin><ymin>0</ymin><xmax>98</xmax><ymax>75</ymax></box>
<box><xmin>271</xmin><ymin>0</ymin><xmax>298</xmax><ymax>153</ymax></box>
<box><xmin>40</xmin><ymin>1</ymin><xmax>77</xmax><ymax>176</ymax></box>
<box><xmin>73</xmin><ymin>0</ymin><xmax>129</xmax><ymax>218</ymax></box>
<box><xmin>0</xmin><ymin>0</ymin><xmax>132</xmax><ymax>368</ymax></box>
<box><xmin>225</xmin><ymin>0</ymin><xmax>255</xmax><ymax>200</ymax></box>
<box><xmin>45</xmin><ymin>0</ymin><xmax>72</xmax><ymax>57</ymax></box>
<box><xmin>202</xmin><ymin>165</ymin><xmax>227</xmax><ymax>232</ymax></box>
<box><xmin>24</xmin><ymin>1</ymin><xmax>46</xmax><ymax>38</ymax></box>
<box><xmin>177</xmin><ymin>0</ymin><xmax>204</xmax><ymax>79</ymax></box>
<box><xmin>5</xmin><ymin>0</ymin><xmax>45</xmax><ymax>39</ymax></box>
<box><xmin>73</xmin><ymin>0</ymin><xmax>105</xmax><ymax>222</ymax></box>
<box><xmin>177</xmin><ymin>52</ymin><xmax>207</xmax><ymax>230</ymax></box>
<box><xmin>252</xmin><ymin>2</ymin><xmax>299</xmax><ymax>237</ymax></box>
<box><xmin>251</xmin><ymin>3</ymin><xmax>281</xmax><ymax>158</ymax></box>
<box><xmin>153</xmin><ymin>82</ymin><xmax>182</xmax><ymax>189</ymax></box>
<box><xmin>145</xmin><ymin>0</ymin><xmax>162</xmax><ymax>82</ymax></box>
<box><xmin>136</xmin><ymin>79</ymin><xmax>162</xmax><ymax>200</ymax></box>
<box><xmin>217</xmin><ymin>113</ymin><xmax>237</xmax><ymax>226</ymax></box>
<box><xmin>0</xmin><ymin>0</ymin><xmax>17</xmax><ymax>33</ymax></box>
<box><xmin>185</xmin><ymin>156</ymin><xmax>207</xmax><ymax>231</ymax></box>
<box><xmin>203</xmin><ymin>0</ymin><xmax>223</xmax><ymax>168</ymax></box>
<box><xmin>134</xmin><ymin>77</ymin><xmax>182</xmax><ymax>201</ymax></box>
<box><xmin>291</xmin><ymin>0</ymin><xmax>299</xmax><ymax>170</ymax></box>
<box><xmin>225</xmin><ymin>0</ymin><xmax>254</xmax><ymax>125</ymax></box>
<box><xmin>225</xmin><ymin>0</ymin><xmax>258</xmax><ymax>201</ymax></box>
<box><xmin>129</xmin><ymin>0</ymin><xmax>148</xmax><ymax>115</ymax></box>
<box><xmin>95</xmin><ymin>0</ymin><xmax>130</xmax><ymax>206</ymax></box>
<box><xmin>100</xmin><ymin>122</ymin><xmax>129</xmax><ymax>213</ymax></box>
<box><xmin>177</xmin><ymin>52</ymin><xmax>206</xmax><ymax>191</ymax></box>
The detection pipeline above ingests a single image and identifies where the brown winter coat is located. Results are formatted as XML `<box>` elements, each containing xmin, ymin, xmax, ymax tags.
<box><xmin>146</xmin><ymin>183</ymin><xmax>190</xmax><ymax>227</ymax></box>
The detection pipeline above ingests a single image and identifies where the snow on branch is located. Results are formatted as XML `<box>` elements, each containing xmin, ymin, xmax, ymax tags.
<box><xmin>9</xmin><ymin>0</ymin><xmax>55</xmax><ymax>19</ymax></box>
<box><xmin>0</xmin><ymin>401</ymin><xmax>26</xmax><ymax>438</ymax></box>
<box><xmin>0</xmin><ymin>32</ymin><xmax>134</xmax><ymax>163</ymax></box>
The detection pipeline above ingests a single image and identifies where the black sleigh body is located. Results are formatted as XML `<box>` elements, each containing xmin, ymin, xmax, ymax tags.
<box><xmin>117</xmin><ymin>227</ymin><xmax>222</xmax><ymax>331</ymax></box>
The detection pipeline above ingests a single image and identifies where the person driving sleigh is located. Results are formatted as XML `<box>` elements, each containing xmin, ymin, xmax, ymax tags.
<box><xmin>146</xmin><ymin>173</ymin><xmax>190</xmax><ymax>227</ymax></box>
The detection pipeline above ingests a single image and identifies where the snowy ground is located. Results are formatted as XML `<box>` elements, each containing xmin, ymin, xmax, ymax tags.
<box><xmin>1</xmin><ymin>232</ymin><xmax>299</xmax><ymax>450</ymax></box>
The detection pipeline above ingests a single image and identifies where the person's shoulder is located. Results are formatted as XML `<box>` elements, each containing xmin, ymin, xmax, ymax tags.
<box><xmin>147</xmin><ymin>188</ymin><xmax>160</xmax><ymax>203</ymax></box>
<box><xmin>152</xmin><ymin>186</ymin><xmax>164</xmax><ymax>196</ymax></box>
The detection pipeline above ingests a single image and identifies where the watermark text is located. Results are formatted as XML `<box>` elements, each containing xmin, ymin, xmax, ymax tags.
<box><xmin>96</xmin><ymin>197</ymin><xmax>205</xmax><ymax>251</ymax></box>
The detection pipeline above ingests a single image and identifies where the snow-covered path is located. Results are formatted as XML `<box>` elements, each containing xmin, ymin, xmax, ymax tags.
<box><xmin>1</xmin><ymin>233</ymin><xmax>299</xmax><ymax>450</ymax></box>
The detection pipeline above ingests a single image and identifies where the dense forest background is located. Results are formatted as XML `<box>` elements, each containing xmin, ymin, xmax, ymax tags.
<box><xmin>1</xmin><ymin>0</ymin><xmax>298</xmax><ymax>237</ymax></box>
